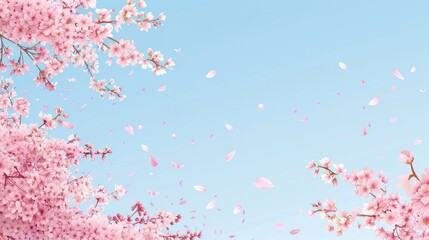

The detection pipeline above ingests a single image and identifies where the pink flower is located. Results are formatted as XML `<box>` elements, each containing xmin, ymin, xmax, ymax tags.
<box><xmin>399</xmin><ymin>150</ymin><xmax>414</xmax><ymax>164</ymax></box>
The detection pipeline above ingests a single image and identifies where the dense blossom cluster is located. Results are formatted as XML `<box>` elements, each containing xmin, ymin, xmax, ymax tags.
<box><xmin>0</xmin><ymin>0</ymin><xmax>174</xmax><ymax>99</ymax></box>
<box><xmin>307</xmin><ymin>150</ymin><xmax>429</xmax><ymax>239</ymax></box>
<box><xmin>0</xmin><ymin>77</ymin><xmax>201</xmax><ymax>239</ymax></box>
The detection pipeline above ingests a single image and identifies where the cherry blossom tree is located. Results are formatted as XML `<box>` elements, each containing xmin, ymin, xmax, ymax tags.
<box><xmin>0</xmin><ymin>0</ymin><xmax>174</xmax><ymax>99</ymax></box>
<box><xmin>307</xmin><ymin>150</ymin><xmax>429</xmax><ymax>239</ymax></box>
<box><xmin>0</xmin><ymin>0</ymin><xmax>201</xmax><ymax>239</ymax></box>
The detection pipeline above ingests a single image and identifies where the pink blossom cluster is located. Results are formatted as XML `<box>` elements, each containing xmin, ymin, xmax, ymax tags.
<box><xmin>307</xmin><ymin>151</ymin><xmax>429</xmax><ymax>239</ymax></box>
<box><xmin>0</xmin><ymin>0</ymin><xmax>174</xmax><ymax>99</ymax></box>
<box><xmin>0</xmin><ymin>78</ymin><xmax>201</xmax><ymax>239</ymax></box>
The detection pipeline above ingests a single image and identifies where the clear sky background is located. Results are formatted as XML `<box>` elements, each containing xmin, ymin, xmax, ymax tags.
<box><xmin>12</xmin><ymin>0</ymin><xmax>429</xmax><ymax>239</ymax></box>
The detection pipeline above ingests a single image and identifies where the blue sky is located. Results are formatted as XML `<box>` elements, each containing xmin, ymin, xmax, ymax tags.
<box><xmin>11</xmin><ymin>0</ymin><xmax>429</xmax><ymax>239</ymax></box>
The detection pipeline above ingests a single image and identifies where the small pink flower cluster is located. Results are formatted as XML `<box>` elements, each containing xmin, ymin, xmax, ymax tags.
<box><xmin>0</xmin><ymin>79</ymin><xmax>201</xmax><ymax>239</ymax></box>
<box><xmin>307</xmin><ymin>151</ymin><xmax>429</xmax><ymax>239</ymax></box>
<box><xmin>0</xmin><ymin>0</ymin><xmax>174</xmax><ymax>98</ymax></box>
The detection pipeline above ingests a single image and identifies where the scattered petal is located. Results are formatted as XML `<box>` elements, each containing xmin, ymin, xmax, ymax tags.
<box><xmin>179</xmin><ymin>198</ymin><xmax>186</xmax><ymax>205</ymax></box>
<box><xmin>392</xmin><ymin>85</ymin><xmax>396</xmax><ymax>93</ymax></box>
<box><xmin>275</xmin><ymin>223</ymin><xmax>285</xmax><ymax>230</ymax></box>
<box><xmin>225</xmin><ymin>151</ymin><xmax>237</xmax><ymax>161</ymax></box>
<box><xmin>158</xmin><ymin>85</ymin><xmax>167</xmax><ymax>92</ymax></box>
<box><xmin>254</xmin><ymin>177</ymin><xmax>274</xmax><ymax>189</ymax></box>
<box><xmin>226</xmin><ymin>124</ymin><xmax>234</xmax><ymax>131</ymax></box>
<box><xmin>392</xmin><ymin>69</ymin><xmax>405</xmax><ymax>80</ymax></box>
<box><xmin>124</xmin><ymin>125</ymin><xmax>134</xmax><ymax>135</ymax></box>
<box><xmin>147</xmin><ymin>189</ymin><xmax>159</xmax><ymax>196</ymax></box>
<box><xmin>361</xmin><ymin>80</ymin><xmax>366</xmax><ymax>85</ymax></box>
<box><xmin>193</xmin><ymin>186</ymin><xmax>207</xmax><ymax>192</ymax></box>
<box><xmin>172</xmin><ymin>133</ymin><xmax>177</xmax><ymax>139</ymax></box>
<box><xmin>149</xmin><ymin>155</ymin><xmax>158</xmax><ymax>167</ymax></box>
<box><xmin>60</xmin><ymin>121</ymin><xmax>73</xmax><ymax>129</ymax></box>
<box><xmin>206</xmin><ymin>70</ymin><xmax>216</xmax><ymax>79</ymax></box>
<box><xmin>141</xmin><ymin>144</ymin><xmax>150</xmax><ymax>152</ymax></box>
<box><xmin>206</xmin><ymin>201</ymin><xmax>217</xmax><ymax>209</ymax></box>
<box><xmin>258</xmin><ymin>103</ymin><xmax>265</xmax><ymax>110</ymax></box>
<box><xmin>129</xmin><ymin>170</ymin><xmax>135</xmax><ymax>176</ymax></box>
<box><xmin>389</xmin><ymin>117</ymin><xmax>398</xmax><ymax>123</ymax></box>
<box><xmin>233</xmin><ymin>205</ymin><xmax>242</xmax><ymax>215</ymax></box>
<box><xmin>171</xmin><ymin>161</ymin><xmax>184</xmax><ymax>169</ymax></box>
<box><xmin>290</xmin><ymin>229</ymin><xmax>300</xmax><ymax>235</ymax></box>
<box><xmin>43</xmin><ymin>105</ymin><xmax>49</xmax><ymax>111</ymax></box>
<box><xmin>138</xmin><ymin>125</ymin><xmax>143</xmax><ymax>130</ymax></box>
<box><xmin>301</xmin><ymin>116</ymin><xmax>309</xmax><ymax>122</ymax></box>
<box><xmin>174</xmin><ymin>48</ymin><xmax>182</xmax><ymax>52</ymax></box>
<box><xmin>68</xmin><ymin>78</ymin><xmax>76</xmax><ymax>82</ymax></box>
<box><xmin>368</xmin><ymin>97</ymin><xmax>380</xmax><ymax>106</ymax></box>
<box><xmin>338</xmin><ymin>62</ymin><xmax>347</xmax><ymax>70</ymax></box>
<box><xmin>363</xmin><ymin>127</ymin><xmax>367</xmax><ymax>136</ymax></box>
<box><xmin>414</xmin><ymin>139</ymin><xmax>423</xmax><ymax>145</ymax></box>
<box><xmin>410</xmin><ymin>66</ymin><xmax>416</xmax><ymax>73</ymax></box>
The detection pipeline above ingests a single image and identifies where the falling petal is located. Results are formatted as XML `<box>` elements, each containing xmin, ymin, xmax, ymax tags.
<box><xmin>149</xmin><ymin>155</ymin><xmax>158</xmax><ymax>167</ymax></box>
<box><xmin>392</xmin><ymin>85</ymin><xmax>396</xmax><ymax>93</ymax></box>
<box><xmin>225</xmin><ymin>151</ymin><xmax>236</xmax><ymax>161</ymax></box>
<box><xmin>254</xmin><ymin>177</ymin><xmax>274</xmax><ymax>189</ymax></box>
<box><xmin>389</xmin><ymin>117</ymin><xmax>398</xmax><ymax>123</ymax></box>
<box><xmin>290</xmin><ymin>229</ymin><xmax>300</xmax><ymax>235</ymax></box>
<box><xmin>368</xmin><ymin>97</ymin><xmax>380</xmax><ymax>106</ymax></box>
<box><xmin>361</xmin><ymin>80</ymin><xmax>366</xmax><ymax>85</ymax></box>
<box><xmin>128</xmin><ymin>70</ymin><xmax>134</xmax><ymax>75</ymax></box>
<box><xmin>138</xmin><ymin>125</ymin><xmax>143</xmax><ymax>130</ymax></box>
<box><xmin>172</xmin><ymin>133</ymin><xmax>177</xmax><ymax>139</ymax></box>
<box><xmin>315</xmin><ymin>102</ymin><xmax>321</xmax><ymax>106</ymax></box>
<box><xmin>206</xmin><ymin>70</ymin><xmax>216</xmax><ymax>79</ymax></box>
<box><xmin>414</xmin><ymin>139</ymin><xmax>423</xmax><ymax>145</ymax></box>
<box><xmin>191</xmin><ymin>139</ymin><xmax>196</xmax><ymax>144</ymax></box>
<box><xmin>68</xmin><ymin>78</ymin><xmax>76</xmax><ymax>82</ymax></box>
<box><xmin>301</xmin><ymin>117</ymin><xmax>309</xmax><ymax>122</ymax></box>
<box><xmin>419</xmin><ymin>89</ymin><xmax>426</xmax><ymax>93</ymax></box>
<box><xmin>275</xmin><ymin>224</ymin><xmax>285</xmax><ymax>230</ymax></box>
<box><xmin>174</xmin><ymin>48</ymin><xmax>181</xmax><ymax>52</ymax></box>
<box><xmin>206</xmin><ymin>201</ymin><xmax>217</xmax><ymax>209</ymax></box>
<box><xmin>158</xmin><ymin>85</ymin><xmax>167</xmax><ymax>92</ymax></box>
<box><xmin>141</xmin><ymin>144</ymin><xmax>150</xmax><ymax>152</ymax></box>
<box><xmin>209</xmin><ymin>134</ymin><xmax>214</xmax><ymax>138</ymax></box>
<box><xmin>61</xmin><ymin>121</ymin><xmax>73</xmax><ymax>129</ymax></box>
<box><xmin>43</xmin><ymin>105</ymin><xmax>49</xmax><ymax>111</ymax></box>
<box><xmin>129</xmin><ymin>170</ymin><xmax>135</xmax><ymax>176</ymax></box>
<box><xmin>410</xmin><ymin>66</ymin><xmax>416</xmax><ymax>73</ymax></box>
<box><xmin>336</xmin><ymin>92</ymin><xmax>341</xmax><ymax>96</ymax></box>
<box><xmin>147</xmin><ymin>189</ymin><xmax>159</xmax><ymax>196</ymax></box>
<box><xmin>338</xmin><ymin>62</ymin><xmax>347</xmax><ymax>70</ymax></box>
<box><xmin>193</xmin><ymin>186</ymin><xmax>207</xmax><ymax>192</ymax></box>
<box><xmin>171</xmin><ymin>161</ymin><xmax>184</xmax><ymax>169</ymax></box>
<box><xmin>124</xmin><ymin>125</ymin><xmax>134</xmax><ymax>135</ymax></box>
<box><xmin>162</xmin><ymin>121</ymin><xmax>167</xmax><ymax>126</ymax></box>
<box><xmin>293</xmin><ymin>109</ymin><xmax>298</xmax><ymax>114</ymax></box>
<box><xmin>226</xmin><ymin>124</ymin><xmax>234</xmax><ymax>131</ymax></box>
<box><xmin>258</xmin><ymin>103</ymin><xmax>265</xmax><ymax>110</ymax></box>
<box><xmin>363</xmin><ymin>127</ymin><xmax>367</xmax><ymax>136</ymax></box>
<box><xmin>179</xmin><ymin>198</ymin><xmax>186</xmax><ymax>205</ymax></box>
<box><xmin>233</xmin><ymin>205</ymin><xmax>242</xmax><ymax>215</ymax></box>
<box><xmin>392</xmin><ymin>69</ymin><xmax>405</xmax><ymax>80</ymax></box>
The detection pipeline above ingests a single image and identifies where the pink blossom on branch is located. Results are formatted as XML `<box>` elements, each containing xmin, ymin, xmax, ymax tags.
<box><xmin>0</xmin><ymin>78</ymin><xmax>201</xmax><ymax>239</ymax></box>
<box><xmin>307</xmin><ymin>151</ymin><xmax>429</xmax><ymax>239</ymax></box>
<box><xmin>0</xmin><ymin>0</ymin><xmax>174</xmax><ymax>99</ymax></box>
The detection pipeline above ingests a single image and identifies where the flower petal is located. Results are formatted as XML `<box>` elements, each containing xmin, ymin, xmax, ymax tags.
<box><xmin>254</xmin><ymin>177</ymin><xmax>274</xmax><ymax>189</ymax></box>
<box><xmin>225</xmin><ymin>151</ymin><xmax>236</xmax><ymax>161</ymax></box>
<box><xmin>206</xmin><ymin>70</ymin><xmax>216</xmax><ymax>78</ymax></box>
